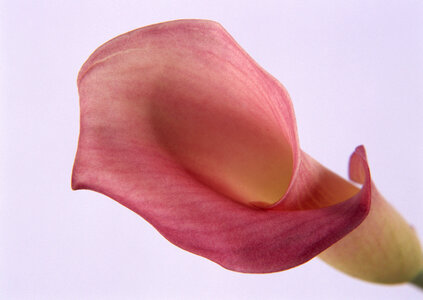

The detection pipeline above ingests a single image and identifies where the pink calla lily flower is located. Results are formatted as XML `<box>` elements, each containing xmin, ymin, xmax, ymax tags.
<box><xmin>72</xmin><ymin>20</ymin><xmax>423</xmax><ymax>284</ymax></box>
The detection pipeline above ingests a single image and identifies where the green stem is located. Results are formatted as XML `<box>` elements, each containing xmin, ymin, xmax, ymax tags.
<box><xmin>411</xmin><ymin>270</ymin><xmax>423</xmax><ymax>290</ymax></box>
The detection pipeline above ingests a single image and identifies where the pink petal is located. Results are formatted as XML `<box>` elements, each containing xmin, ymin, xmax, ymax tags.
<box><xmin>72</xmin><ymin>20</ymin><xmax>371</xmax><ymax>273</ymax></box>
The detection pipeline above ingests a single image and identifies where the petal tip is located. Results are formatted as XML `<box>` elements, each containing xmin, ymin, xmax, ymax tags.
<box><xmin>349</xmin><ymin>145</ymin><xmax>369</xmax><ymax>185</ymax></box>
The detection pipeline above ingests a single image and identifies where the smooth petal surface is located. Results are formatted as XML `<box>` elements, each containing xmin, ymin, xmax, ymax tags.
<box><xmin>72</xmin><ymin>20</ymin><xmax>372</xmax><ymax>273</ymax></box>
<box><xmin>318</xmin><ymin>136</ymin><xmax>423</xmax><ymax>283</ymax></box>
<box><xmin>319</xmin><ymin>184</ymin><xmax>423</xmax><ymax>283</ymax></box>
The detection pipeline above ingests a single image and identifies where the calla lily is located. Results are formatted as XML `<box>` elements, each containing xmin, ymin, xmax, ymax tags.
<box><xmin>72</xmin><ymin>19</ymin><xmax>423</xmax><ymax>284</ymax></box>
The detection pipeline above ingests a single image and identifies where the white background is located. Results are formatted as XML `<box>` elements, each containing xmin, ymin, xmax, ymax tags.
<box><xmin>1</xmin><ymin>1</ymin><xmax>422</xmax><ymax>299</ymax></box>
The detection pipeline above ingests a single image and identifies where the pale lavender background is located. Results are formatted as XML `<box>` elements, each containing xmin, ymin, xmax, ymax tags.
<box><xmin>1</xmin><ymin>1</ymin><xmax>422</xmax><ymax>299</ymax></box>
